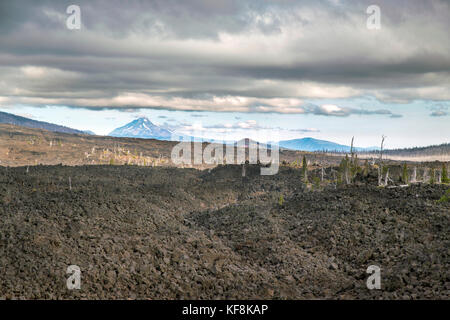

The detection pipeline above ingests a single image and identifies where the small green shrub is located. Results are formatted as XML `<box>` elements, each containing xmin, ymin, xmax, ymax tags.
<box><xmin>339</xmin><ymin>156</ymin><xmax>349</xmax><ymax>184</ymax></box>
<box><xmin>442</xmin><ymin>163</ymin><xmax>449</xmax><ymax>184</ymax></box>
<box><xmin>313</xmin><ymin>176</ymin><xmax>321</xmax><ymax>189</ymax></box>
<box><xmin>302</xmin><ymin>155</ymin><xmax>308</xmax><ymax>183</ymax></box>
<box><xmin>437</xmin><ymin>189</ymin><xmax>450</xmax><ymax>203</ymax></box>
<box><xmin>363</xmin><ymin>159</ymin><xmax>369</xmax><ymax>176</ymax></box>
<box><xmin>402</xmin><ymin>163</ymin><xmax>408</xmax><ymax>184</ymax></box>
<box><xmin>278</xmin><ymin>194</ymin><xmax>284</xmax><ymax>206</ymax></box>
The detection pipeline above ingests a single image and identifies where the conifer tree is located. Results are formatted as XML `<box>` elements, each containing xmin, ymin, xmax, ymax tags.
<box><xmin>364</xmin><ymin>159</ymin><xmax>369</xmax><ymax>176</ymax></box>
<box><xmin>402</xmin><ymin>163</ymin><xmax>408</xmax><ymax>184</ymax></box>
<box><xmin>442</xmin><ymin>163</ymin><xmax>449</xmax><ymax>183</ymax></box>
<box><xmin>430</xmin><ymin>168</ymin><xmax>436</xmax><ymax>184</ymax></box>
<box><xmin>302</xmin><ymin>155</ymin><xmax>308</xmax><ymax>183</ymax></box>
<box><xmin>338</xmin><ymin>156</ymin><xmax>348</xmax><ymax>184</ymax></box>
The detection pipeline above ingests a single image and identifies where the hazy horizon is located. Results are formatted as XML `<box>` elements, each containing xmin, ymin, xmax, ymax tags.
<box><xmin>1</xmin><ymin>105</ymin><xmax>448</xmax><ymax>149</ymax></box>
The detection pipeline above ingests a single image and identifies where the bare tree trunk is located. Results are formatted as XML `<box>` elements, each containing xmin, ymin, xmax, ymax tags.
<box><xmin>69</xmin><ymin>177</ymin><xmax>72</xmax><ymax>191</ymax></box>
<box><xmin>423</xmin><ymin>168</ymin><xmax>429</xmax><ymax>183</ymax></box>
<box><xmin>379</xmin><ymin>136</ymin><xmax>385</xmax><ymax>163</ymax></box>
<box><xmin>345</xmin><ymin>166</ymin><xmax>349</xmax><ymax>184</ymax></box>
<box><xmin>321</xmin><ymin>167</ymin><xmax>324</xmax><ymax>182</ymax></box>
<box><xmin>242</xmin><ymin>163</ymin><xmax>246</xmax><ymax>177</ymax></box>
<box><xmin>411</xmin><ymin>166</ymin><xmax>417</xmax><ymax>183</ymax></box>
<box><xmin>378</xmin><ymin>135</ymin><xmax>386</xmax><ymax>187</ymax></box>
<box><xmin>384</xmin><ymin>168</ymin><xmax>389</xmax><ymax>186</ymax></box>
<box><xmin>378</xmin><ymin>167</ymin><xmax>382</xmax><ymax>186</ymax></box>
<box><xmin>350</xmin><ymin>136</ymin><xmax>355</xmax><ymax>163</ymax></box>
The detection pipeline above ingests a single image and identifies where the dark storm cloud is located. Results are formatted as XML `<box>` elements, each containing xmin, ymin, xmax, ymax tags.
<box><xmin>0</xmin><ymin>0</ymin><xmax>448</xmax><ymax>113</ymax></box>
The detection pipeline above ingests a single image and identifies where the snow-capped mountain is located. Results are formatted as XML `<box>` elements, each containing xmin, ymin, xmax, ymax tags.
<box><xmin>109</xmin><ymin>117</ymin><xmax>173</xmax><ymax>140</ymax></box>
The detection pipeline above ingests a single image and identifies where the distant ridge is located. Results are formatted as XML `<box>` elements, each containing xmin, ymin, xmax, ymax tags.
<box><xmin>234</xmin><ymin>138</ymin><xmax>271</xmax><ymax>149</ymax></box>
<box><xmin>278</xmin><ymin>137</ymin><xmax>379</xmax><ymax>152</ymax></box>
<box><xmin>0</xmin><ymin>111</ymin><xmax>92</xmax><ymax>135</ymax></box>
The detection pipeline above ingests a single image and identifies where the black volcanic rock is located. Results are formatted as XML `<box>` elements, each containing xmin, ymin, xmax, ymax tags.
<box><xmin>0</xmin><ymin>165</ymin><xmax>448</xmax><ymax>299</ymax></box>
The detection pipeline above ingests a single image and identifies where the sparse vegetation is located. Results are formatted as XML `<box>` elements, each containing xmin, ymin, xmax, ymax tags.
<box><xmin>402</xmin><ymin>163</ymin><xmax>409</xmax><ymax>184</ymax></box>
<box><xmin>302</xmin><ymin>155</ymin><xmax>308</xmax><ymax>183</ymax></box>
<box><xmin>438</xmin><ymin>189</ymin><xmax>450</xmax><ymax>203</ymax></box>
<box><xmin>278</xmin><ymin>194</ymin><xmax>284</xmax><ymax>206</ymax></box>
<box><xmin>442</xmin><ymin>163</ymin><xmax>449</xmax><ymax>183</ymax></box>
<box><xmin>313</xmin><ymin>176</ymin><xmax>321</xmax><ymax>189</ymax></box>
<box><xmin>430</xmin><ymin>168</ymin><xmax>436</xmax><ymax>184</ymax></box>
<box><xmin>363</xmin><ymin>159</ymin><xmax>369</xmax><ymax>176</ymax></box>
<box><xmin>337</xmin><ymin>156</ymin><xmax>348</xmax><ymax>185</ymax></box>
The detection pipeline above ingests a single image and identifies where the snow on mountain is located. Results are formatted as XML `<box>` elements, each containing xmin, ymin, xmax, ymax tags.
<box><xmin>108</xmin><ymin>117</ymin><xmax>173</xmax><ymax>140</ymax></box>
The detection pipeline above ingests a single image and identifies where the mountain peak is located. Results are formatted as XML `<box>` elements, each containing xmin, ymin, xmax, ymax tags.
<box><xmin>130</xmin><ymin>117</ymin><xmax>153</xmax><ymax>126</ymax></box>
<box><xmin>135</xmin><ymin>116</ymin><xmax>151</xmax><ymax>122</ymax></box>
<box><xmin>109</xmin><ymin>117</ymin><xmax>173</xmax><ymax>140</ymax></box>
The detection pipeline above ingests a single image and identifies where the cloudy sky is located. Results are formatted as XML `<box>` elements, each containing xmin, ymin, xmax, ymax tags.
<box><xmin>0</xmin><ymin>0</ymin><xmax>449</xmax><ymax>148</ymax></box>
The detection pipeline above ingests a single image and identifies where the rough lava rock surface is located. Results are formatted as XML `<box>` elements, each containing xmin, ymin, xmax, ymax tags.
<box><xmin>0</xmin><ymin>165</ymin><xmax>448</xmax><ymax>299</ymax></box>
